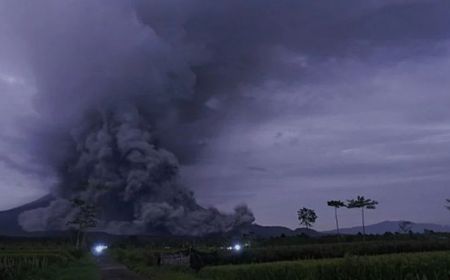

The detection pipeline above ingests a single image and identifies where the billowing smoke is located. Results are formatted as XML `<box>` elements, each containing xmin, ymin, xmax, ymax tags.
<box><xmin>1</xmin><ymin>0</ymin><xmax>257</xmax><ymax>235</ymax></box>
<box><xmin>19</xmin><ymin>105</ymin><xmax>253</xmax><ymax>235</ymax></box>
<box><xmin>1</xmin><ymin>0</ymin><xmax>436</xmax><ymax>234</ymax></box>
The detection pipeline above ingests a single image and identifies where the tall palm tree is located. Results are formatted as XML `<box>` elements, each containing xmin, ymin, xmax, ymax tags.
<box><xmin>347</xmin><ymin>196</ymin><xmax>378</xmax><ymax>235</ymax></box>
<box><xmin>327</xmin><ymin>200</ymin><xmax>346</xmax><ymax>235</ymax></box>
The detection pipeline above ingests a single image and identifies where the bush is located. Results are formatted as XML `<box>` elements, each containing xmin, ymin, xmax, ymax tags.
<box><xmin>68</xmin><ymin>249</ymin><xmax>85</xmax><ymax>259</ymax></box>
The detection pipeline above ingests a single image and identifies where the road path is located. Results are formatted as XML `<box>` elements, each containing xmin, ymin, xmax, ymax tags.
<box><xmin>95</xmin><ymin>253</ymin><xmax>146</xmax><ymax>280</ymax></box>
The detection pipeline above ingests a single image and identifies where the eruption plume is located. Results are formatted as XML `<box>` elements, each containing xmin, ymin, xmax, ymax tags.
<box><xmin>3</xmin><ymin>0</ymin><xmax>410</xmax><ymax>235</ymax></box>
<box><xmin>2</xmin><ymin>0</ymin><xmax>256</xmax><ymax>235</ymax></box>
<box><xmin>20</xmin><ymin>106</ymin><xmax>253</xmax><ymax>235</ymax></box>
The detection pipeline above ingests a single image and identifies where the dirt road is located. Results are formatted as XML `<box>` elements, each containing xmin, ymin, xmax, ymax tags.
<box><xmin>95</xmin><ymin>254</ymin><xmax>146</xmax><ymax>280</ymax></box>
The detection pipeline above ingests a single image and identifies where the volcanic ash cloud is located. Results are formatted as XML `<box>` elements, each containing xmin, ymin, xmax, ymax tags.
<box><xmin>19</xmin><ymin>106</ymin><xmax>254</xmax><ymax>235</ymax></box>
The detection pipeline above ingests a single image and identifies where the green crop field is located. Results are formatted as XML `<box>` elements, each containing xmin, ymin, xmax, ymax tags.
<box><xmin>112</xmin><ymin>237</ymin><xmax>450</xmax><ymax>280</ymax></box>
<box><xmin>0</xmin><ymin>241</ymin><xmax>99</xmax><ymax>280</ymax></box>
<box><xmin>214</xmin><ymin>239</ymin><xmax>450</xmax><ymax>265</ymax></box>
<box><xmin>200</xmin><ymin>251</ymin><xmax>450</xmax><ymax>280</ymax></box>
<box><xmin>3</xmin><ymin>235</ymin><xmax>450</xmax><ymax>280</ymax></box>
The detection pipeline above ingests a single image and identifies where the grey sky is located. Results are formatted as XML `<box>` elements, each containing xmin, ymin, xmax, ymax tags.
<box><xmin>0</xmin><ymin>0</ymin><xmax>450</xmax><ymax>230</ymax></box>
<box><xmin>182</xmin><ymin>54</ymin><xmax>450</xmax><ymax>229</ymax></box>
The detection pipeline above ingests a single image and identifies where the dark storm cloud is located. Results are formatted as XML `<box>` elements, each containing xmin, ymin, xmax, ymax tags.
<box><xmin>139</xmin><ymin>0</ymin><xmax>450</xmax><ymax>159</ymax></box>
<box><xmin>0</xmin><ymin>0</ymin><xmax>449</xmax><ymax>231</ymax></box>
<box><xmin>184</xmin><ymin>52</ymin><xmax>450</xmax><ymax>229</ymax></box>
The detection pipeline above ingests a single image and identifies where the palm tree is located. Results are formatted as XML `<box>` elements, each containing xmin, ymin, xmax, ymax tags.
<box><xmin>327</xmin><ymin>200</ymin><xmax>346</xmax><ymax>235</ymax></box>
<box><xmin>347</xmin><ymin>196</ymin><xmax>378</xmax><ymax>235</ymax></box>
<box><xmin>297</xmin><ymin>207</ymin><xmax>317</xmax><ymax>230</ymax></box>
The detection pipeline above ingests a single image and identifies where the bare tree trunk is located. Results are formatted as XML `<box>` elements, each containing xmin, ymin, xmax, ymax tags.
<box><xmin>75</xmin><ymin>229</ymin><xmax>81</xmax><ymax>249</ymax></box>
<box><xmin>361</xmin><ymin>207</ymin><xmax>366</xmax><ymax>235</ymax></box>
<box><xmin>335</xmin><ymin>208</ymin><xmax>340</xmax><ymax>235</ymax></box>
<box><xmin>80</xmin><ymin>230</ymin><xmax>86</xmax><ymax>249</ymax></box>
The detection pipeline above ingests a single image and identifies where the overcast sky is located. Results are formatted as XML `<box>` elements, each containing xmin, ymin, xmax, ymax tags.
<box><xmin>1</xmin><ymin>0</ymin><xmax>450</xmax><ymax>231</ymax></box>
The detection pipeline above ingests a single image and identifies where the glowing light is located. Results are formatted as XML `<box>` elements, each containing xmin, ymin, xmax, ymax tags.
<box><xmin>233</xmin><ymin>244</ymin><xmax>242</xmax><ymax>251</ymax></box>
<box><xmin>92</xmin><ymin>244</ymin><xmax>108</xmax><ymax>255</ymax></box>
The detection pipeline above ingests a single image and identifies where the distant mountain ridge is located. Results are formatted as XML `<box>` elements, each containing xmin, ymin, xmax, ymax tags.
<box><xmin>323</xmin><ymin>220</ymin><xmax>450</xmax><ymax>235</ymax></box>
<box><xmin>0</xmin><ymin>195</ymin><xmax>449</xmax><ymax>237</ymax></box>
<box><xmin>0</xmin><ymin>194</ymin><xmax>53</xmax><ymax>236</ymax></box>
<box><xmin>247</xmin><ymin>224</ymin><xmax>321</xmax><ymax>238</ymax></box>
<box><xmin>250</xmin><ymin>221</ymin><xmax>450</xmax><ymax>237</ymax></box>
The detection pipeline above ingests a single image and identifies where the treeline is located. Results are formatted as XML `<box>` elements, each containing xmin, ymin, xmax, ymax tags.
<box><xmin>299</xmin><ymin>196</ymin><xmax>450</xmax><ymax>235</ymax></box>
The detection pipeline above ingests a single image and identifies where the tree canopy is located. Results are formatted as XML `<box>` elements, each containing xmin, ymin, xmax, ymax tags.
<box><xmin>297</xmin><ymin>207</ymin><xmax>317</xmax><ymax>229</ymax></box>
<box><xmin>347</xmin><ymin>196</ymin><xmax>378</xmax><ymax>209</ymax></box>
<box><xmin>327</xmin><ymin>200</ymin><xmax>346</xmax><ymax>208</ymax></box>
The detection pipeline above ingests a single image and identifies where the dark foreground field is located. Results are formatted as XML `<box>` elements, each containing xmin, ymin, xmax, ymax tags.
<box><xmin>200</xmin><ymin>251</ymin><xmax>450</xmax><ymax>280</ymax></box>
<box><xmin>1</xmin><ymin>233</ymin><xmax>450</xmax><ymax>280</ymax></box>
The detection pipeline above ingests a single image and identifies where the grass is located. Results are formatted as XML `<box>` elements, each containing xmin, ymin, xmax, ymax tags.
<box><xmin>0</xmin><ymin>249</ymin><xmax>100</xmax><ymax>280</ymax></box>
<box><xmin>199</xmin><ymin>251</ymin><xmax>450</xmax><ymax>280</ymax></box>
<box><xmin>112</xmin><ymin>239</ymin><xmax>450</xmax><ymax>267</ymax></box>
<box><xmin>39</xmin><ymin>255</ymin><xmax>100</xmax><ymax>280</ymax></box>
<box><xmin>113</xmin><ymin>243</ymin><xmax>450</xmax><ymax>280</ymax></box>
<box><xmin>130</xmin><ymin>264</ymin><xmax>199</xmax><ymax>280</ymax></box>
<box><xmin>215</xmin><ymin>239</ymin><xmax>450</xmax><ymax>265</ymax></box>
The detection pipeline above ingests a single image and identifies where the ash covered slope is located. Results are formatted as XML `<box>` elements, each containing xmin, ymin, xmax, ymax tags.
<box><xmin>0</xmin><ymin>195</ymin><xmax>53</xmax><ymax>236</ymax></box>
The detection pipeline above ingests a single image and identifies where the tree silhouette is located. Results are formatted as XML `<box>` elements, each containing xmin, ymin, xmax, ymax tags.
<box><xmin>446</xmin><ymin>199</ymin><xmax>450</xmax><ymax>211</ymax></box>
<box><xmin>347</xmin><ymin>196</ymin><xmax>378</xmax><ymax>235</ymax></box>
<box><xmin>67</xmin><ymin>198</ymin><xmax>97</xmax><ymax>249</ymax></box>
<box><xmin>327</xmin><ymin>200</ymin><xmax>346</xmax><ymax>235</ymax></box>
<box><xmin>398</xmin><ymin>221</ymin><xmax>413</xmax><ymax>234</ymax></box>
<box><xmin>297</xmin><ymin>207</ymin><xmax>317</xmax><ymax>229</ymax></box>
